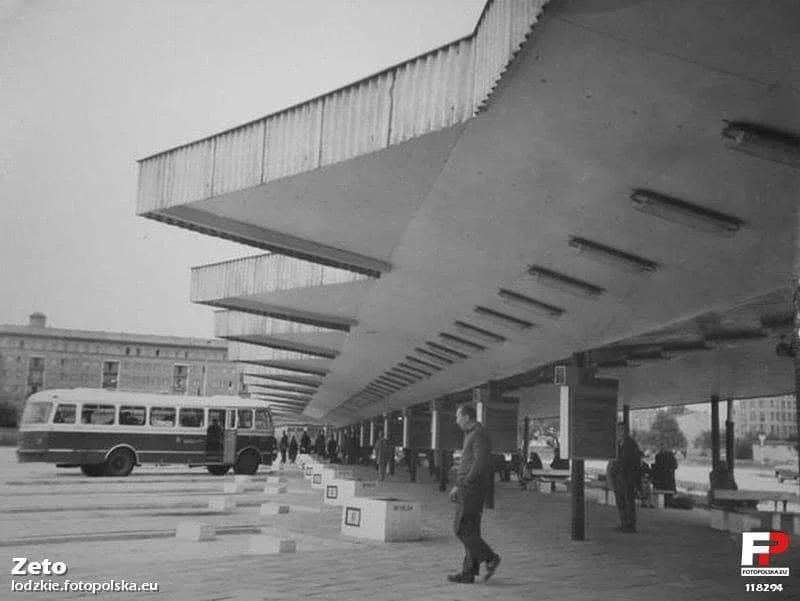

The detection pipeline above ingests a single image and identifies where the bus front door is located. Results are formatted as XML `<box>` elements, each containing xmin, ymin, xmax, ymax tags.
<box><xmin>223</xmin><ymin>409</ymin><xmax>237</xmax><ymax>465</ymax></box>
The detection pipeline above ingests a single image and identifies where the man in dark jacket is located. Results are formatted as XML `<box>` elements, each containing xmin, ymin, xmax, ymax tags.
<box><xmin>614</xmin><ymin>423</ymin><xmax>642</xmax><ymax>533</ymax></box>
<box><xmin>447</xmin><ymin>404</ymin><xmax>500</xmax><ymax>584</ymax></box>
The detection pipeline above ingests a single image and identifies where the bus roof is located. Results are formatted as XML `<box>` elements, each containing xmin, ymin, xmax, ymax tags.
<box><xmin>26</xmin><ymin>388</ymin><xmax>272</xmax><ymax>410</ymax></box>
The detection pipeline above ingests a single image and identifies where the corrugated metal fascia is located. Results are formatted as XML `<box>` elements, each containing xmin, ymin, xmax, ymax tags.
<box><xmin>214</xmin><ymin>311</ymin><xmax>331</xmax><ymax>338</ymax></box>
<box><xmin>229</xmin><ymin>342</ymin><xmax>333</xmax><ymax>363</ymax></box>
<box><xmin>472</xmin><ymin>0</ymin><xmax>549</xmax><ymax>114</ymax></box>
<box><xmin>212</xmin><ymin>121</ymin><xmax>265</xmax><ymax>196</ymax></box>
<box><xmin>191</xmin><ymin>254</ymin><xmax>368</xmax><ymax>302</ymax></box>
<box><xmin>138</xmin><ymin>0</ymin><xmax>550</xmax><ymax>214</ymax></box>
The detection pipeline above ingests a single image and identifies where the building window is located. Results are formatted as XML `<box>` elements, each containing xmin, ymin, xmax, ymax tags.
<box><xmin>19</xmin><ymin>340</ymin><xmax>24</xmax><ymax>349</ymax></box>
<box><xmin>27</xmin><ymin>356</ymin><xmax>45</xmax><ymax>395</ymax></box>
<box><xmin>136</xmin><ymin>348</ymin><xmax>141</xmax><ymax>356</ymax></box>
<box><xmin>125</xmin><ymin>347</ymin><xmax>131</xmax><ymax>356</ymax></box>
<box><xmin>102</xmin><ymin>361</ymin><xmax>120</xmax><ymax>390</ymax></box>
<box><xmin>173</xmin><ymin>365</ymin><xmax>189</xmax><ymax>394</ymax></box>
<box><xmin>155</xmin><ymin>349</ymin><xmax>160</xmax><ymax>357</ymax></box>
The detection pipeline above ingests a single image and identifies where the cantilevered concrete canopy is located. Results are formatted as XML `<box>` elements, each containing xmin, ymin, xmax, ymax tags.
<box><xmin>138</xmin><ymin>0</ymin><xmax>800</xmax><ymax>424</ymax></box>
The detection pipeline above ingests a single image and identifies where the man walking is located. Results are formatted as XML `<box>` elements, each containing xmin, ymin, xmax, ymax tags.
<box><xmin>448</xmin><ymin>404</ymin><xmax>500</xmax><ymax>584</ymax></box>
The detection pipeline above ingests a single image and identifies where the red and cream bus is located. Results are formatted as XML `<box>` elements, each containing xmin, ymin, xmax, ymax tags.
<box><xmin>16</xmin><ymin>389</ymin><xmax>277</xmax><ymax>477</ymax></box>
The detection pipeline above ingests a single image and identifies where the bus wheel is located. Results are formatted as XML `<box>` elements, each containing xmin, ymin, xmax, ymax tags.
<box><xmin>104</xmin><ymin>449</ymin><xmax>135</xmax><ymax>477</ymax></box>
<box><xmin>206</xmin><ymin>465</ymin><xmax>230</xmax><ymax>476</ymax></box>
<box><xmin>80</xmin><ymin>464</ymin><xmax>104</xmax><ymax>477</ymax></box>
<box><xmin>234</xmin><ymin>451</ymin><xmax>260</xmax><ymax>475</ymax></box>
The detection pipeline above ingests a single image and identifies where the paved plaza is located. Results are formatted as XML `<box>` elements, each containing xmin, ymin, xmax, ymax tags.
<box><xmin>1</xmin><ymin>450</ymin><xmax>797</xmax><ymax>601</ymax></box>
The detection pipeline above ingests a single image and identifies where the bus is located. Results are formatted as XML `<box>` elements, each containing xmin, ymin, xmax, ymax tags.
<box><xmin>16</xmin><ymin>389</ymin><xmax>277</xmax><ymax>477</ymax></box>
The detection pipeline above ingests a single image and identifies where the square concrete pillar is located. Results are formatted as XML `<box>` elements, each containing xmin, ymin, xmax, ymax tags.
<box><xmin>248</xmin><ymin>535</ymin><xmax>296</xmax><ymax>554</ymax></box>
<box><xmin>259</xmin><ymin>503</ymin><xmax>290</xmax><ymax>515</ymax></box>
<box><xmin>176</xmin><ymin>522</ymin><xmax>216</xmax><ymax>541</ymax></box>
<box><xmin>323</xmin><ymin>479</ymin><xmax>379</xmax><ymax>506</ymax></box>
<box><xmin>340</xmin><ymin>497</ymin><xmax>422</xmax><ymax>542</ymax></box>
<box><xmin>208</xmin><ymin>496</ymin><xmax>237</xmax><ymax>513</ymax></box>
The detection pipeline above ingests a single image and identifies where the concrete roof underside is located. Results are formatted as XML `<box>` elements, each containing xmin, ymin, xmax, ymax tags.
<box><xmin>138</xmin><ymin>0</ymin><xmax>800</xmax><ymax>425</ymax></box>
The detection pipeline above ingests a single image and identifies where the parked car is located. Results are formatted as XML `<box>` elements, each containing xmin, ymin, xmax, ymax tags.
<box><xmin>774</xmin><ymin>464</ymin><xmax>799</xmax><ymax>483</ymax></box>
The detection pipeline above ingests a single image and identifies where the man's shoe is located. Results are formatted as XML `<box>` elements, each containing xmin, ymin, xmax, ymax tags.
<box><xmin>447</xmin><ymin>573</ymin><xmax>475</xmax><ymax>584</ymax></box>
<box><xmin>485</xmin><ymin>555</ymin><xmax>501</xmax><ymax>582</ymax></box>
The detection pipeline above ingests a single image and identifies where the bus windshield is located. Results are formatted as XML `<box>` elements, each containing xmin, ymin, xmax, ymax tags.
<box><xmin>22</xmin><ymin>401</ymin><xmax>53</xmax><ymax>424</ymax></box>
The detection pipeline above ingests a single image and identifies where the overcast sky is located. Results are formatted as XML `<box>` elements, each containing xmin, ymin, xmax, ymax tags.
<box><xmin>1</xmin><ymin>0</ymin><xmax>485</xmax><ymax>338</ymax></box>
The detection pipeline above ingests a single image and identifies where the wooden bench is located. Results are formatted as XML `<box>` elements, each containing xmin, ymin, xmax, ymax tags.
<box><xmin>709</xmin><ymin>490</ymin><xmax>800</xmax><ymax>535</ymax></box>
<box><xmin>523</xmin><ymin>469</ymin><xmax>571</xmax><ymax>493</ymax></box>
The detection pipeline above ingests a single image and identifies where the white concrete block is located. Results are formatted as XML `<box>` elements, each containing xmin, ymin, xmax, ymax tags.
<box><xmin>267</xmin><ymin>475</ymin><xmax>288</xmax><ymax>484</ymax></box>
<box><xmin>175</xmin><ymin>522</ymin><xmax>215</xmax><ymax>541</ymax></box>
<box><xmin>536</xmin><ymin>480</ymin><xmax>553</xmax><ymax>493</ymax></box>
<box><xmin>554</xmin><ymin>481</ymin><xmax>569</xmax><ymax>493</ymax></box>
<box><xmin>248</xmin><ymin>535</ymin><xmax>296</xmax><ymax>554</ymax></box>
<box><xmin>340</xmin><ymin>497</ymin><xmax>422</xmax><ymax>542</ymax></box>
<box><xmin>223</xmin><ymin>482</ymin><xmax>246</xmax><ymax>494</ymax></box>
<box><xmin>606</xmin><ymin>490</ymin><xmax>616</xmax><ymax>506</ymax></box>
<box><xmin>654</xmin><ymin>492</ymin><xmax>666</xmax><ymax>509</ymax></box>
<box><xmin>208</xmin><ymin>496</ymin><xmax>237</xmax><ymax>513</ymax></box>
<box><xmin>323</xmin><ymin>479</ymin><xmax>379</xmax><ymax>506</ymax></box>
<box><xmin>727</xmin><ymin>512</ymin><xmax>762</xmax><ymax>534</ymax></box>
<box><xmin>263</xmin><ymin>484</ymin><xmax>288</xmax><ymax>495</ymax></box>
<box><xmin>259</xmin><ymin>503</ymin><xmax>290</xmax><ymax>515</ymax></box>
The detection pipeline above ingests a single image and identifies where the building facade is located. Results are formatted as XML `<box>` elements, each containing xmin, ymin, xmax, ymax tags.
<box><xmin>734</xmin><ymin>395</ymin><xmax>798</xmax><ymax>440</ymax></box>
<box><xmin>0</xmin><ymin>313</ymin><xmax>242</xmax><ymax>415</ymax></box>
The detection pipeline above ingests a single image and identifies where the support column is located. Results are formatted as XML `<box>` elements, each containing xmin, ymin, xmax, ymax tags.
<box><xmin>370</xmin><ymin>420</ymin><xmax>376</xmax><ymax>447</ymax></box>
<box><xmin>570</xmin><ymin>353</ymin><xmax>587</xmax><ymax>542</ymax></box>
<box><xmin>402</xmin><ymin>409</ymin><xmax>416</xmax><ymax>482</ymax></box>
<box><xmin>725</xmin><ymin>398</ymin><xmax>735</xmax><ymax>474</ymax></box>
<box><xmin>387</xmin><ymin>412</ymin><xmax>396</xmax><ymax>476</ymax></box>
<box><xmin>359</xmin><ymin>422</ymin><xmax>367</xmax><ymax>447</ymax></box>
<box><xmin>622</xmin><ymin>404</ymin><xmax>630</xmax><ymax>435</ymax></box>
<box><xmin>711</xmin><ymin>395</ymin><xmax>721</xmax><ymax>469</ymax></box>
<box><xmin>522</xmin><ymin>416</ymin><xmax>530</xmax><ymax>462</ymax></box>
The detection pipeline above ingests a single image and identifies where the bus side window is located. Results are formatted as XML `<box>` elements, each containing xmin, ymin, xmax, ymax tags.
<box><xmin>179</xmin><ymin>408</ymin><xmax>204</xmax><ymax>428</ymax></box>
<box><xmin>254</xmin><ymin>409</ymin><xmax>270</xmax><ymax>430</ymax></box>
<box><xmin>208</xmin><ymin>409</ymin><xmax>226</xmax><ymax>429</ymax></box>
<box><xmin>150</xmin><ymin>407</ymin><xmax>176</xmax><ymax>427</ymax></box>
<box><xmin>119</xmin><ymin>406</ymin><xmax>146</xmax><ymax>426</ymax></box>
<box><xmin>81</xmin><ymin>404</ymin><xmax>116</xmax><ymax>425</ymax></box>
<box><xmin>237</xmin><ymin>409</ymin><xmax>253</xmax><ymax>429</ymax></box>
<box><xmin>53</xmin><ymin>404</ymin><xmax>76</xmax><ymax>424</ymax></box>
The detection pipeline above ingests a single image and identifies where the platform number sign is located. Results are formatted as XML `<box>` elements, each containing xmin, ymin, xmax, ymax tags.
<box><xmin>345</xmin><ymin>507</ymin><xmax>361</xmax><ymax>527</ymax></box>
<box><xmin>326</xmin><ymin>485</ymin><xmax>338</xmax><ymax>499</ymax></box>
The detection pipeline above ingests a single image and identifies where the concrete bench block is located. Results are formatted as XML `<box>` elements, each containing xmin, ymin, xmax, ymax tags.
<box><xmin>263</xmin><ymin>484</ymin><xmax>288</xmax><ymax>495</ymax></box>
<box><xmin>248</xmin><ymin>535</ymin><xmax>296</xmax><ymax>554</ymax></box>
<box><xmin>654</xmin><ymin>492</ymin><xmax>666</xmax><ymax>509</ymax></box>
<box><xmin>536</xmin><ymin>480</ymin><xmax>554</xmax><ymax>493</ymax></box>
<box><xmin>259</xmin><ymin>503</ymin><xmax>290</xmax><ymax>515</ymax></box>
<box><xmin>266</xmin><ymin>475</ymin><xmax>288</xmax><ymax>484</ymax></box>
<box><xmin>340</xmin><ymin>497</ymin><xmax>422</xmax><ymax>542</ymax></box>
<box><xmin>223</xmin><ymin>482</ymin><xmax>247</xmax><ymax>494</ymax></box>
<box><xmin>554</xmin><ymin>481</ymin><xmax>569</xmax><ymax>493</ymax></box>
<box><xmin>208</xmin><ymin>496</ymin><xmax>237</xmax><ymax>513</ymax></box>
<box><xmin>176</xmin><ymin>522</ymin><xmax>215</xmax><ymax>541</ymax></box>
<box><xmin>727</xmin><ymin>512</ymin><xmax>762</xmax><ymax>533</ymax></box>
<box><xmin>323</xmin><ymin>479</ymin><xmax>379</xmax><ymax>506</ymax></box>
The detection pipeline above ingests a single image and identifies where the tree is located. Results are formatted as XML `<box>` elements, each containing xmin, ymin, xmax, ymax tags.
<box><xmin>693</xmin><ymin>429</ymin><xmax>727</xmax><ymax>452</ymax></box>
<box><xmin>648</xmin><ymin>410</ymin><xmax>687</xmax><ymax>451</ymax></box>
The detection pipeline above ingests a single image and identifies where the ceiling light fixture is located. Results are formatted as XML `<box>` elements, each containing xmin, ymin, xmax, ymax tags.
<box><xmin>630</xmin><ymin>189</ymin><xmax>744</xmax><ymax>234</ymax></box>
<box><xmin>438</xmin><ymin>333</ymin><xmax>487</xmax><ymax>352</ymax></box>
<box><xmin>452</xmin><ymin>321</ymin><xmax>507</xmax><ymax>343</ymax></box>
<box><xmin>425</xmin><ymin>341</ymin><xmax>470</xmax><ymax>359</ymax></box>
<box><xmin>569</xmin><ymin>237</ymin><xmax>659</xmax><ymax>273</ymax></box>
<box><xmin>473</xmin><ymin>306</ymin><xmax>534</xmax><ymax>330</ymax></box>
<box><xmin>496</xmin><ymin>290</ymin><xmax>564</xmax><ymax>318</ymax></box>
<box><xmin>405</xmin><ymin>355</ymin><xmax>443</xmax><ymax>371</ymax></box>
<box><xmin>722</xmin><ymin>121</ymin><xmax>800</xmax><ymax>170</ymax></box>
<box><xmin>397</xmin><ymin>362</ymin><xmax>434</xmax><ymax>377</ymax></box>
<box><xmin>411</xmin><ymin>347</ymin><xmax>454</xmax><ymax>366</ymax></box>
<box><xmin>527</xmin><ymin>266</ymin><xmax>605</xmax><ymax>298</ymax></box>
